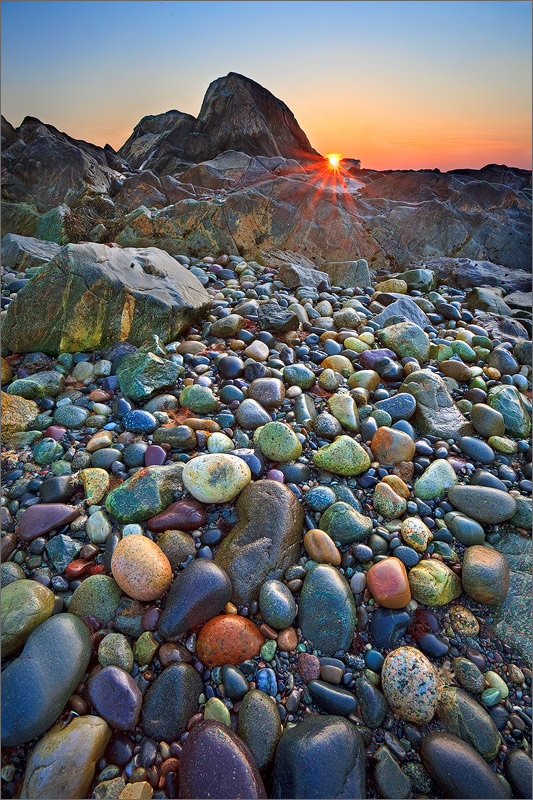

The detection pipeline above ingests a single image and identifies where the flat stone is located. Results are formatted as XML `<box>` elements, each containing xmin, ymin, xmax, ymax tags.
<box><xmin>106</xmin><ymin>463</ymin><xmax>183</xmax><ymax>523</ymax></box>
<box><xmin>371</xmin><ymin>426</ymin><xmax>416</xmax><ymax>465</ymax></box>
<box><xmin>400</xmin><ymin>369</ymin><xmax>472</xmax><ymax>440</ymax></box>
<box><xmin>237</xmin><ymin>690</ymin><xmax>282</xmax><ymax>770</ymax></box>
<box><xmin>319</xmin><ymin>501</ymin><xmax>372</xmax><ymax>545</ymax></box>
<box><xmin>253</xmin><ymin>421</ymin><xmax>302</xmax><ymax>462</ymax></box>
<box><xmin>414</xmin><ymin>459</ymin><xmax>458</xmax><ymax>499</ymax></box>
<box><xmin>437</xmin><ymin>686</ymin><xmax>501</xmax><ymax>761</ymax></box>
<box><xmin>298</xmin><ymin>564</ymin><xmax>356</xmax><ymax>655</ymax></box>
<box><xmin>68</xmin><ymin>575</ymin><xmax>122</xmax><ymax>624</ymax></box>
<box><xmin>146</xmin><ymin>498</ymin><xmax>206</xmax><ymax>532</ymax></box>
<box><xmin>448</xmin><ymin>485</ymin><xmax>516</xmax><ymax>524</ymax></box>
<box><xmin>17</xmin><ymin>502</ymin><xmax>80</xmax><ymax>541</ymax></box>
<box><xmin>88</xmin><ymin>666</ymin><xmax>142</xmax><ymax>730</ymax></box>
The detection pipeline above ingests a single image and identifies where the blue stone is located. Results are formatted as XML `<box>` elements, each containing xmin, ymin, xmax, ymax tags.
<box><xmin>370</xmin><ymin>607</ymin><xmax>411</xmax><ymax>650</ymax></box>
<box><xmin>394</xmin><ymin>546</ymin><xmax>420</xmax><ymax>568</ymax></box>
<box><xmin>259</xmin><ymin>580</ymin><xmax>297</xmax><ymax>629</ymax></box>
<box><xmin>375</xmin><ymin>393</ymin><xmax>416</xmax><ymax>421</ymax></box>
<box><xmin>365</xmin><ymin>650</ymin><xmax>385</xmax><ymax>672</ymax></box>
<box><xmin>304</xmin><ymin>486</ymin><xmax>336</xmax><ymax>512</ymax></box>
<box><xmin>122</xmin><ymin>410</ymin><xmax>158</xmax><ymax>434</ymax></box>
<box><xmin>256</xmin><ymin>668</ymin><xmax>277</xmax><ymax>696</ymax></box>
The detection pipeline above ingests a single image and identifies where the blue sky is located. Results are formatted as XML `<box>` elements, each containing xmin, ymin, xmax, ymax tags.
<box><xmin>1</xmin><ymin>1</ymin><xmax>531</xmax><ymax>169</ymax></box>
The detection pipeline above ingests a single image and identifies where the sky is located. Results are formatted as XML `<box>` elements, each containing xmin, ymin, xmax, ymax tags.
<box><xmin>1</xmin><ymin>0</ymin><xmax>531</xmax><ymax>171</ymax></box>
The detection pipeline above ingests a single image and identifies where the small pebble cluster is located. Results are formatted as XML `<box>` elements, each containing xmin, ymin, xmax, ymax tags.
<box><xmin>1</xmin><ymin>252</ymin><xmax>532</xmax><ymax>800</ymax></box>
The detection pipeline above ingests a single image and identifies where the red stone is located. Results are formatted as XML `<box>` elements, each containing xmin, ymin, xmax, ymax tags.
<box><xmin>17</xmin><ymin>503</ymin><xmax>80</xmax><ymax>541</ymax></box>
<box><xmin>44</xmin><ymin>426</ymin><xmax>67</xmax><ymax>441</ymax></box>
<box><xmin>196</xmin><ymin>615</ymin><xmax>265</xmax><ymax>667</ymax></box>
<box><xmin>147</xmin><ymin>499</ymin><xmax>207</xmax><ymax>533</ymax></box>
<box><xmin>65</xmin><ymin>559</ymin><xmax>95</xmax><ymax>579</ymax></box>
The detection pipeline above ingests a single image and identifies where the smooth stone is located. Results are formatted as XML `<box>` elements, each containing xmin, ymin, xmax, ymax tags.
<box><xmin>373</xmin><ymin>745</ymin><xmax>412</xmax><ymax>800</ymax></box>
<box><xmin>17</xmin><ymin>503</ymin><xmax>80</xmax><ymax>541</ymax></box>
<box><xmin>214</xmin><ymin>480</ymin><xmax>303</xmax><ymax>605</ymax></box>
<box><xmin>248</xmin><ymin>378</ymin><xmax>285</xmax><ymax>408</ymax></box>
<box><xmin>381</xmin><ymin>646</ymin><xmax>438</xmax><ymax>725</ymax></box>
<box><xmin>459</xmin><ymin>436</ymin><xmax>495</xmax><ymax>464</ymax></box>
<box><xmin>375</xmin><ymin>393</ymin><xmax>416</xmax><ymax>421</ymax></box>
<box><xmin>408</xmin><ymin>559</ymin><xmax>462</xmax><ymax>605</ymax></box>
<box><xmin>370</xmin><ymin>426</ymin><xmax>416</xmax><ymax>465</ymax></box>
<box><xmin>20</xmin><ymin>715</ymin><xmax>111</xmax><ymax>800</ymax></box>
<box><xmin>327</xmin><ymin>393</ymin><xmax>359</xmax><ymax>431</ymax></box>
<box><xmin>298</xmin><ymin>564</ymin><xmax>356</xmax><ymax>655</ymax></box>
<box><xmin>98</xmin><ymin>633</ymin><xmax>134</xmax><ymax>671</ymax></box>
<box><xmin>400</xmin><ymin>517</ymin><xmax>433</xmax><ymax>552</ymax></box>
<box><xmin>158</xmin><ymin>559</ymin><xmax>232</xmax><ymax>639</ymax></box>
<box><xmin>373</xmin><ymin>481</ymin><xmax>407</xmax><ymax>519</ymax></box>
<box><xmin>400</xmin><ymin>369</ymin><xmax>472</xmax><ymax>440</ymax></box>
<box><xmin>235</xmin><ymin>398</ymin><xmax>272</xmax><ymax>430</ymax></box>
<box><xmin>86</xmin><ymin>509</ymin><xmax>112</xmax><ymax>544</ymax></box>
<box><xmin>1</xmin><ymin>579</ymin><xmax>55</xmax><ymax>657</ymax></box>
<box><xmin>461</xmin><ymin>545</ymin><xmax>510</xmax><ymax>605</ymax></box>
<box><xmin>319</xmin><ymin>501</ymin><xmax>372</xmax><ymax>545</ymax></box>
<box><xmin>421</xmin><ymin>732</ymin><xmax>510</xmax><ymax>798</ymax></box>
<box><xmin>68</xmin><ymin>575</ymin><xmax>122</xmax><ymax>624</ymax></box>
<box><xmin>182</xmin><ymin>453</ymin><xmax>251</xmax><ymax>503</ymax></box>
<box><xmin>122</xmin><ymin>409</ymin><xmax>157</xmax><ymax>434</ymax></box>
<box><xmin>378</xmin><ymin>321</ymin><xmax>430</xmax><ymax>361</ymax></box>
<box><xmin>221</xmin><ymin>665</ymin><xmax>249</xmax><ymax>701</ymax></box>
<box><xmin>144</xmin><ymin>444</ymin><xmax>166</xmax><ymax>466</ymax></box>
<box><xmin>179</xmin><ymin>720</ymin><xmax>266</xmax><ymax>799</ymax></box>
<box><xmin>106</xmin><ymin>463</ymin><xmax>184</xmax><ymax>523</ymax></box>
<box><xmin>445</xmin><ymin>512</ymin><xmax>486</xmax><ymax>545</ymax></box>
<box><xmin>271</xmin><ymin>714</ymin><xmax>366</xmax><ymax>799</ymax></box>
<box><xmin>237</xmin><ymin>690</ymin><xmax>282</xmax><ymax>770</ymax></box>
<box><xmin>253</xmin><ymin>421</ymin><xmax>302</xmax><ymax>462</ymax></box>
<box><xmin>81</xmin><ymin>468</ymin><xmax>110</xmax><ymax>506</ymax></box>
<box><xmin>141</xmin><ymin>663</ymin><xmax>202</xmax><ymax>741</ymax></box>
<box><xmin>437</xmin><ymin>685</ymin><xmax>501</xmax><ymax>760</ymax></box>
<box><xmin>505</xmin><ymin>749</ymin><xmax>532</xmax><ymax>800</ymax></box>
<box><xmin>487</xmin><ymin>384</ymin><xmax>531</xmax><ymax>438</ymax></box>
<box><xmin>204</xmin><ymin>696</ymin><xmax>231</xmax><ymax>726</ymax></box>
<box><xmin>471</xmin><ymin>404</ymin><xmax>506</xmax><ymax>438</ymax></box>
<box><xmin>313</xmin><ymin>436</ymin><xmax>371</xmax><ymax>476</ymax></box>
<box><xmin>259</xmin><ymin>580</ymin><xmax>297</xmax><ymax>629</ymax></box>
<box><xmin>355</xmin><ymin>677</ymin><xmax>388</xmax><ymax>728</ymax></box>
<box><xmin>453</xmin><ymin>657</ymin><xmax>486</xmax><ymax>694</ymax></box>
<box><xmin>370</xmin><ymin>608</ymin><xmax>412</xmax><ymax>650</ymax></box>
<box><xmin>1</xmin><ymin>614</ymin><xmax>91</xmax><ymax>746</ymax></box>
<box><xmin>448</xmin><ymin>485</ymin><xmax>516</xmax><ymax>524</ymax></box>
<box><xmin>196</xmin><ymin>615</ymin><xmax>265</xmax><ymax>666</ymax></box>
<box><xmin>449</xmin><ymin>606</ymin><xmax>480</xmax><ymax>636</ymax></box>
<box><xmin>39</xmin><ymin>474</ymin><xmax>76</xmax><ymax>504</ymax></box>
<box><xmin>367</xmin><ymin>557</ymin><xmax>412</xmax><ymax>608</ymax></box>
<box><xmin>111</xmin><ymin>534</ymin><xmax>171</xmax><ymax>601</ymax></box>
<box><xmin>152</xmin><ymin>425</ymin><xmax>195</xmax><ymax>450</ymax></box>
<box><xmin>88</xmin><ymin>666</ymin><xmax>142</xmax><ymax>730</ymax></box>
<box><xmin>304</xmin><ymin>528</ymin><xmax>341</xmax><ymax>566</ymax></box>
<box><xmin>414</xmin><ymin>459</ymin><xmax>458</xmax><ymax>499</ymax></box>
<box><xmin>146</xmin><ymin>498</ymin><xmax>206</xmax><ymax>532</ymax></box>
<box><xmin>155</xmin><ymin>529</ymin><xmax>196</xmax><ymax>569</ymax></box>
<box><xmin>307</xmin><ymin>681</ymin><xmax>357</xmax><ymax>716</ymax></box>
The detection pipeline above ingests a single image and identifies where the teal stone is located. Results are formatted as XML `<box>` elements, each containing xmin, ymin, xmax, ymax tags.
<box><xmin>319</xmin><ymin>502</ymin><xmax>372</xmax><ymax>545</ymax></box>
<box><xmin>377</xmin><ymin>322</ymin><xmax>430</xmax><ymax>361</ymax></box>
<box><xmin>6</xmin><ymin>371</ymin><xmax>64</xmax><ymax>399</ymax></box>
<box><xmin>261</xmin><ymin>640</ymin><xmax>277</xmax><ymax>661</ymax></box>
<box><xmin>53</xmin><ymin>404</ymin><xmax>90</xmax><ymax>428</ymax></box>
<box><xmin>298</xmin><ymin>564</ymin><xmax>357</xmax><ymax>655</ymax></box>
<box><xmin>481</xmin><ymin>687</ymin><xmax>502</xmax><ymax>706</ymax></box>
<box><xmin>8</xmin><ymin>430</ymin><xmax>42</xmax><ymax>448</ymax></box>
<box><xmin>437</xmin><ymin>686</ymin><xmax>501</xmax><ymax>760</ymax></box>
<box><xmin>237</xmin><ymin>690</ymin><xmax>282</xmax><ymax>771</ymax></box>
<box><xmin>282</xmin><ymin>364</ymin><xmax>315</xmax><ymax>389</ymax></box>
<box><xmin>304</xmin><ymin>485</ymin><xmax>336</xmax><ymax>512</ymax></box>
<box><xmin>51</xmin><ymin>460</ymin><xmax>72</xmax><ymax>475</ymax></box>
<box><xmin>398</xmin><ymin>268</ymin><xmax>435</xmax><ymax>292</ymax></box>
<box><xmin>32</xmin><ymin>437</ymin><xmax>63</xmax><ymax>465</ymax></box>
<box><xmin>445</xmin><ymin>512</ymin><xmax>485</xmax><ymax>545</ymax></box>
<box><xmin>179</xmin><ymin>384</ymin><xmax>218</xmax><ymax>413</ymax></box>
<box><xmin>510</xmin><ymin>496</ymin><xmax>532</xmax><ymax>529</ymax></box>
<box><xmin>370</xmin><ymin>409</ymin><xmax>392</xmax><ymax>427</ymax></box>
<box><xmin>106</xmin><ymin>463</ymin><xmax>183</xmax><ymax>523</ymax></box>
<box><xmin>259</xmin><ymin>580</ymin><xmax>297</xmax><ymax>629</ymax></box>
<box><xmin>487</xmin><ymin>385</ymin><xmax>531</xmax><ymax>437</ymax></box>
<box><xmin>117</xmin><ymin>337</ymin><xmax>179</xmax><ymax>403</ymax></box>
<box><xmin>414</xmin><ymin>459</ymin><xmax>458</xmax><ymax>499</ymax></box>
<box><xmin>1</xmin><ymin>614</ymin><xmax>91</xmax><ymax>746</ymax></box>
<box><xmin>45</xmin><ymin>534</ymin><xmax>82</xmax><ymax>573</ymax></box>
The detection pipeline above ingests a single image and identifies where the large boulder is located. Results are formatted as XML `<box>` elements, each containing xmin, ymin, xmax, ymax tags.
<box><xmin>119</xmin><ymin>72</ymin><xmax>321</xmax><ymax>169</ymax></box>
<box><xmin>2</xmin><ymin>242</ymin><xmax>210</xmax><ymax>354</ymax></box>
<box><xmin>1</xmin><ymin>233</ymin><xmax>61</xmax><ymax>272</ymax></box>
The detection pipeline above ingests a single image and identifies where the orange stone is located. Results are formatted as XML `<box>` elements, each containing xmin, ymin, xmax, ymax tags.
<box><xmin>196</xmin><ymin>615</ymin><xmax>265</xmax><ymax>667</ymax></box>
<box><xmin>366</xmin><ymin>557</ymin><xmax>411</xmax><ymax>609</ymax></box>
<box><xmin>382</xmin><ymin>474</ymin><xmax>410</xmax><ymax>498</ymax></box>
<box><xmin>90</xmin><ymin>389</ymin><xmax>111</xmax><ymax>402</ymax></box>
<box><xmin>277</xmin><ymin>627</ymin><xmax>298</xmax><ymax>651</ymax></box>
<box><xmin>303</xmin><ymin>529</ymin><xmax>342</xmax><ymax>566</ymax></box>
<box><xmin>370</xmin><ymin>427</ymin><xmax>416</xmax><ymax>465</ymax></box>
<box><xmin>111</xmin><ymin>534</ymin><xmax>172</xmax><ymax>601</ymax></box>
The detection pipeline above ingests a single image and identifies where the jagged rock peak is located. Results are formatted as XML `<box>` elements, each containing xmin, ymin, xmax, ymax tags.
<box><xmin>118</xmin><ymin>71</ymin><xmax>322</xmax><ymax>172</ymax></box>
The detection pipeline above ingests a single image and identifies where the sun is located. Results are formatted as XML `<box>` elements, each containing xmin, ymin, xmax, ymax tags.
<box><xmin>326</xmin><ymin>153</ymin><xmax>341</xmax><ymax>168</ymax></box>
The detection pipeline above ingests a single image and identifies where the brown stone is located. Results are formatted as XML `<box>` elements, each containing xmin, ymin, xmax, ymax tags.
<box><xmin>303</xmin><ymin>528</ymin><xmax>341</xmax><ymax>566</ymax></box>
<box><xmin>277</xmin><ymin>627</ymin><xmax>298</xmax><ymax>651</ymax></box>
<box><xmin>111</xmin><ymin>534</ymin><xmax>172</xmax><ymax>601</ymax></box>
<box><xmin>17</xmin><ymin>503</ymin><xmax>81</xmax><ymax>541</ymax></box>
<box><xmin>147</xmin><ymin>499</ymin><xmax>207</xmax><ymax>532</ymax></box>
<box><xmin>366</xmin><ymin>557</ymin><xmax>411</xmax><ymax>608</ymax></box>
<box><xmin>440</xmin><ymin>360</ymin><xmax>473</xmax><ymax>383</ymax></box>
<box><xmin>370</xmin><ymin>427</ymin><xmax>416</xmax><ymax>465</ymax></box>
<box><xmin>196</xmin><ymin>615</ymin><xmax>265</xmax><ymax>667</ymax></box>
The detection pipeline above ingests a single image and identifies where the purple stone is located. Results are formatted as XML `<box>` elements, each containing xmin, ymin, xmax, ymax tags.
<box><xmin>359</xmin><ymin>349</ymin><xmax>396</xmax><ymax>369</ymax></box>
<box><xmin>145</xmin><ymin>445</ymin><xmax>167</xmax><ymax>467</ymax></box>
<box><xmin>266</xmin><ymin>469</ymin><xmax>285</xmax><ymax>483</ymax></box>
<box><xmin>102</xmin><ymin>375</ymin><xmax>119</xmax><ymax>391</ymax></box>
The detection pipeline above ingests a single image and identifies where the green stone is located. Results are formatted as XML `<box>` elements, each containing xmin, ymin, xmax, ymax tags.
<box><xmin>445</xmin><ymin>512</ymin><xmax>485</xmax><ymax>545</ymax></box>
<box><xmin>105</xmin><ymin>463</ymin><xmax>183</xmax><ymax>523</ymax></box>
<box><xmin>134</xmin><ymin>631</ymin><xmax>158</xmax><ymax>666</ymax></box>
<box><xmin>313</xmin><ymin>436</ymin><xmax>371</xmax><ymax>476</ymax></box>
<box><xmin>373</xmin><ymin>482</ymin><xmax>407</xmax><ymax>519</ymax></box>
<box><xmin>437</xmin><ymin>686</ymin><xmax>501</xmax><ymax>760</ymax></box>
<box><xmin>204</xmin><ymin>697</ymin><xmax>231</xmax><ymax>727</ymax></box>
<box><xmin>510</xmin><ymin>496</ymin><xmax>532</xmax><ymax>529</ymax></box>
<box><xmin>414</xmin><ymin>459</ymin><xmax>458</xmax><ymax>499</ymax></box>
<box><xmin>51</xmin><ymin>460</ymin><xmax>71</xmax><ymax>475</ymax></box>
<box><xmin>6</xmin><ymin>371</ymin><xmax>65</xmax><ymax>399</ymax></box>
<box><xmin>118</xmin><ymin>336</ymin><xmax>179</xmax><ymax>403</ymax></box>
<box><xmin>429</xmin><ymin>343</ymin><xmax>454</xmax><ymax>362</ymax></box>
<box><xmin>283</xmin><ymin>364</ymin><xmax>316</xmax><ymax>389</ymax></box>
<box><xmin>53</xmin><ymin>405</ymin><xmax>90</xmax><ymax>428</ymax></box>
<box><xmin>98</xmin><ymin>633</ymin><xmax>134</xmax><ymax>671</ymax></box>
<box><xmin>237</xmin><ymin>690</ymin><xmax>282</xmax><ymax>770</ymax></box>
<box><xmin>261</xmin><ymin>640</ymin><xmax>277</xmax><ymax>661</ymax></box>
<box><xmin>485</xmin><ymin>670</ymin><xmax>509</xmax><ymax>699</ymax></box>
<box><xmin>253</xmin><ymin>421</ymin><xmax>302</xmax><ymax>462</ymax></box>
<box><xmin>487</xmin><ymin>385</ymin><xmax>531</xmax><ymax>437</ymax></box>
<box><xmin>488</xmin><ymin>436</ymin><xmax>517</xmax><ymax>454</ymax></box>
<box><xmin>298</xmin><ymin>564</ymin><xmax>357</xmax><ymax>655</ymax></box>
<box><xmin>1</xmin><ymin>579</ymin><xmax>55</xmax><ymax>657</ymax></box>
<box><xmin>32</xmin><ymin>438</ymin><xmax>64</xmax><ymax>465</ymax></box>
<box><xmin>68</xmin><ymin>575</ymin><xmax>121</xmax><ymax>624</ymax></box>
<box><xmin>179</xmin><ymin>383</ymin><xmax>218</xmax><ymax>413</ymax></box>
<box><xmin>408</xmin><ymin>560</ymin><xmax>462</xmax><ymax>605</ymax></box>
<box><xmin>320</xmin><ymin>502</ymin><xmax>372</xmax><ymax>544</ymax></box>
<box><xmin>377</xmin><ymin>322</ymin><xmax>430</xmax><ymax>361</ymax></box>
<box><xmin>481</xmin><ymin>687</ymin><xmax>501</xmax><ymax>706</ymax></box>
<box><xmin>327</xmin><ymin>394</ymin><xmax>359</xmax><ymax>432</ymax></box>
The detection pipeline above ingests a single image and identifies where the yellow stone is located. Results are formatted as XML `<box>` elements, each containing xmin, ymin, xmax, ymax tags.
<box><xmin>344</xmin><ymin>337</ymin><xmax>369</xmax><ymax>353</ymax></box>
<box><xmin>119</xmin><ymin>782</ymin><xmax>154</xmax><ymax>799</ymax></box>
<box><xmin>358</xmin><ymin>332</ymin><xmax>375</xmax><ymax>345</ymax></box>
<box><xmin>374</xmin><ymin>279</ymin><xmax>408</xmax><ymax>294</ymax></box>
<box><xmin>86</xmin><ymin>429</ymin><xmax>113</xmax><ymax>452</ymax></box>
<box><xmin>449</xmin><ymin>604</ymin><xmax>479</xmax><ymax>636</ymax></box>
<box><xmin>382</xmin><ymin>474</ymin><xmax>410</xmax><ymax>498</ymax></box>
<box><xmin>320</xmin><ymin>355</ymin><xmax>355</xmax><ymax>373</ymax></box>
<box><xmin>348</xmin><ymin>370</ymin><xmax>380</xmax><ymax>390</ymax></box>
<box><xmin>1</xmin><ymin>357</ymin><xmax>13</xmax><ymax>385</ymax></box>
<box><xmin>1</xmin><ymin>390</ymin><xmax>39</xmax><ymax>437</ymax></box>
<box><xmin>81</xmin><ymin>468</ymin><xmax>110</xmax><ymax>506</ymax></box>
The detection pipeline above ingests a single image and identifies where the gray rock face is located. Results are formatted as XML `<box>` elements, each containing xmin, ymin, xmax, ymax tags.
<box><xmin>214</xmin><ymin>480</ymin><xmax>303</xmax><ymax>605</ymax></box>
<box><xmin>277</xmin><ymin>262</ymin><xmax>329</xmax><ymax>289</ymax></box>
<box><xmin>322</xmin><ymin>259</ymin><xmax>371</xmax><ymax>288</ymax></box>
<box><xmin>119</xmin><ymin>72</ymin><xmax>321</xmax><ymax>169</ymax></box>
<box><xmin>1</xmin><ymin>233</ymin><xmax>61</xmax><ymax>271</ymax></box>
<box><xmin>400</xmin><ymin>369</ymin><xmax>472</xmax><ymax>440</ymax></box>
<box><xmin>272</xmin><ymin>714</ymin><xmax>366</xmax><ymax>799</ymax></box>
<box><xmin>1</xmin><ymin>613</ymin><xmax>92</xmax><ymax>746</ymax></box>
<box><xmin>2</xmin><ymin>242</ymin><xmax>210</xmax><ymax>354</ymax></box>
<box><xmin>427</xmin><ymin>257</ymin><xmax>532</xmax><ymax>294</ymax></box>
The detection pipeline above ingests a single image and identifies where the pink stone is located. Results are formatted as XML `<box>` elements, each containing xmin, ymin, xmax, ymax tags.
<box><xmin>44</xmin><ymin>426</ymin><xmax>67</xmax><ymax>441</ymax></box>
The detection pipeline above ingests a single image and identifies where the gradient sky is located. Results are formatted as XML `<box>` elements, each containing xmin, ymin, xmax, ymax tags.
<box><xmin>2</xmin><ymin>0</ymin><xmax>531</xmax><ymax>170</ymax></box>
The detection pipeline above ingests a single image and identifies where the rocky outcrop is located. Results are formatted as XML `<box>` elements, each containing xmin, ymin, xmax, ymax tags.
<box><xmin>2</xmin><ymin>242</ymin><xmax>210</xmax><ymax>354</ymax></box>
<box><xmin>119</xmin><ymin>72</ymin><xmax>321</xmax><ymax>169</ymax></box>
